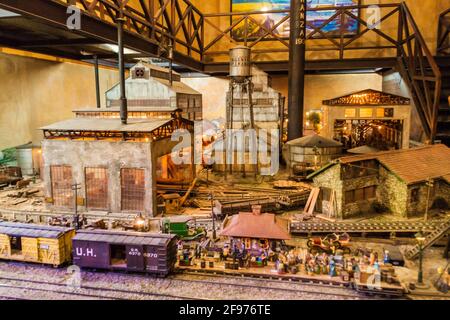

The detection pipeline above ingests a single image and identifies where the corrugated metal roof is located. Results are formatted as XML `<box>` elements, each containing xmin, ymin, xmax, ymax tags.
<box><xmin>73</xmin><ymin>230</ymin><xmax>176</xmax><ymax>246</ymax></box>
<box><xmin>286</xmin><ymin>134</ymin><xmax>343</xmax><ymax>147</ymax></box>
<box><xmin>40</xmin><ymin>118</ymin><xmax>172</xmax><ymax>133</ymax></box>
<box><xmin>153</xmin><ymin>77</ymin><xmax>201</xmax><ymax>95</ymax></box>
<box><xmin>0</xmin><ymin>222</ymin><xmax>73</xmax><ymax>239</ymax></box>
<box><xmin>72</xmin><ymin>107</ymin><xmax>180</xmax><ymax>113</ymax></box>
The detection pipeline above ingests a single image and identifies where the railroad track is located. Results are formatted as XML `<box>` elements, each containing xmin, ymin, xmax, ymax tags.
<box><xmin>175</xmin><ymin>270</ymin><xmax>405</xmax><ymax>299</ymax></box>
<box><xmin>171</xmin><ymin>272</ymin><xmax>374</xmax><ymax>299</ymax></box>
<box><xmin>0</xmin><ymin>276</ymin><xmax>205</xmax><ymax>300</ymax></box>
<box><xmin>290</xmin><ymin>220</ymin><xmax>443</xmax><ymax>235</ymax></box>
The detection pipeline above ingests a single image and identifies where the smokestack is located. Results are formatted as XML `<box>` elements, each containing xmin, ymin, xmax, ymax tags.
<box><xmin>287</xmin><ymin>0</ymin><xmax>307</xmax><ymax>140</ymax></box>
<box><xmin>117</xmin><ymin>17</ymin><xmax>128</xmax><ymax>124</ymax></box>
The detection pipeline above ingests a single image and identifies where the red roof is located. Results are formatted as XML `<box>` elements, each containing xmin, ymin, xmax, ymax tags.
<box><xmin>219</xmin><ymin>212</ymin><xmax>291</xmax><ymax>240</ymax></box>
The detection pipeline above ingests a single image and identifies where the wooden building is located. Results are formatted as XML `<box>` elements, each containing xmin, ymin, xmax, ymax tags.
<box><xmin>0</xmin><ymin>222</ymin><xmax>74</xmax><ymax>266</ymax></box>
<box><xmin>321</xmin><ymin>89</ymin><xmax>411</xmax><ymax>151</ymax></box>
<box><xmin>308</xmin><ymin>144</ymin><xmax>450</xmax><ymax>219</ymax></box>
<box><xmin>220</xmin><ymin>206</ymin><xmax>290</xmax><ymax>254</ymax></box>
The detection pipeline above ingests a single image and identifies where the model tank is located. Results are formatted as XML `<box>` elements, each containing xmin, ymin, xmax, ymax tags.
<box><xmin>229</xmin><ymin>46</ymin><xmax>251</xmax><ymax>82</ymax></box>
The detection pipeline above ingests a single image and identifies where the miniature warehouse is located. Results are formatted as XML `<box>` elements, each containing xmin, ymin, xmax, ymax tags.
<box><xmin>0</xmin><ymin>0</ymin><xmax>449</xmax><ymax>301</ymax></box>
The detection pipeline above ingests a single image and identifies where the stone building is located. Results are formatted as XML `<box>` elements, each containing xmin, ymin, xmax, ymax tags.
<box><xmin>308</xmin><ymin>144</ymin><xmax>450</xmax><ymax>219</ymax></box>
<box><xmin>321</xmin><ymin>89</ymin><xmax>411</xmax><ymax>151</ymax></box>
<box><xmin>105</xmin><ymin>62</ymin><xmax>203</xmax><ymax>121</ymax></box>
<box><xmin>40</xmin><ymin>116</ymin><xmax>194</xmax><ymax>217</ymax></box>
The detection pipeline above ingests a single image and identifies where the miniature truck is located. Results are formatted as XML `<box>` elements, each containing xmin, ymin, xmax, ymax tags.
<box><xmin>161</xmin><ymin>216</ymin><xmax>207</xmax><ymax>241</ymax></box>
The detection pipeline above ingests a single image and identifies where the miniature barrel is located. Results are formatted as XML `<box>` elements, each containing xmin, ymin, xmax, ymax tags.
<box><xmin>229</xmin><ymin>46</ymin><xmax>251</xmax><ymax>82</ymax></box>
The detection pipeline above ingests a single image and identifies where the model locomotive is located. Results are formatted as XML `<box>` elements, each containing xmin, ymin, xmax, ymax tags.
<box><xmin>0</xmin><ymin>221</ymin><xmax>178</xmax><ymax>277</ymax></box>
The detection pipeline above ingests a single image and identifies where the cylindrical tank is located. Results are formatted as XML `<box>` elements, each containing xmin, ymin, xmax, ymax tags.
<box><xmin>229</xmin><ymin>46</ymin><xmax>251</xmax><ymax>82</ymax></box>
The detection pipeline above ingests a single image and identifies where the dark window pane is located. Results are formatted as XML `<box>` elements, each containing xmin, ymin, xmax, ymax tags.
<box><xmin>50</xmin><ymin>166</ymin><xmax>73</xmax><ymax>207</ymax></box>
<box><xmin>86</xmin><ymin>168</ymin><xmax>108</xmax><ymax>210</ymax></box>
<box><xmin>121</xmin><ymin>168</ymin><xmax>145</xmax><ymax>211</ymax></box>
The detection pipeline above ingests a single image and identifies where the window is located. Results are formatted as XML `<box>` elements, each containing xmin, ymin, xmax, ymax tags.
<box><xmin>376</xmin><ymin>108</ymin><xmax>385</xmax><ymax>118</ymax></box>
<box><xmin>359</xmin><ymin>108</ymin><xmax>373</xmax><ymax>118</ymax></box>
<box><xmin>345</xmin><ymin>186</ymin><xmax>377</xmax><ymax>205</ymax></box>
<box><xmin>410</xmin><ymin>188</ymin><xmax>420</xmax><ymax>203</ymax></box>
<box><xmin>85</xmin><ymin>168</ymin><xmax>108</xmax><ymax>210</ymax></box>
<box><xmin>121</xmin><ymin>168</ymin><xmax>145</xmax><ymax>211</ymax></box>
<box><xmin>50</xmin><ymin>165</ymin><xmax>73</xmax><ymax>207</ymax></box>
<box><xmin>364</xmin><ymin>186</ymin><xmax>376</xmax><ymax>199</ymax></box>
<box><xmin>345</xmin><ymin>108</ymin><xmax>356</xmax><ymax>118</ymax></box>
<box><xmin>354</xmin><ymin>188</ymin><xmax>365</xmax><ymax>201</ymax></box>
<box><xmin>345</xmin><ymin>190</ymin><xmax>355</xmax><ymax>204</ymax></box>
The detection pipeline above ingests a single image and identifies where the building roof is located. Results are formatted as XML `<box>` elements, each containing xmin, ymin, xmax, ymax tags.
<box><xmin>73</xmin><ymin>229</ymin><xmax>176</xmax><ymax>246</ymax></box>
<box><xmin>0</xmin><ymin>222</ymin><xmax>73</xmax><ymax>239</ymax></box>
<box><xmin>40</xmin><ymin>118</ymin><xmax>172</xmax><ymax>133</ymax></box>
<box><xmin>309</xmin><ymin>144</ymin><xmax>450</xmax><ymax>185</ymax></box>
<box><xmin>219</xmin><ymin>212</ymin><xmax>291</xmax><ymax>240</ymax></box>
<box><xmin>152</xmin><ymin>76</ymin><xmax>201</xmax><ymax>95</ymax></box>
<box><xmin>347</xmin><ymin>145</ymin><xmax>381</xmax><ymax>154</ymax></box>
<box><xmin>73</xmin><ymin>107</ymin><xmax>180</xmax><ymax>113</ymax></box>
<box><xmin>286</xmin><ymin>134</ymin><xmax>343</xmax><ymax>148</ymax></box>
<box><xmin>322</xmin><ymin>89</ymin><xmax>410</xmax><ymax>106</ymax></box>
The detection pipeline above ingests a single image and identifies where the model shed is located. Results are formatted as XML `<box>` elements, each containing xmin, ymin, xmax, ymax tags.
<box><xmin>72</xmin><ymin>230</ymin><xmax>177</xmax><ymax>276</ymax></box>
<box><xmin>0</xmin><ymin>222</ymin><xmax>74</xmax><ymax>266</ymax></box>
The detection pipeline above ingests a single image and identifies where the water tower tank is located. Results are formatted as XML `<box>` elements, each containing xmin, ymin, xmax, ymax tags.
<box><xmin>229</xmin><ymin>46</ymin><xmax>251</xmax><ymax>82</ymax></box>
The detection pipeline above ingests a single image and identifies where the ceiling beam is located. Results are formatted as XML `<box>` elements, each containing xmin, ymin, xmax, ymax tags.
<box><xmin>203</xmin><ymin>58</ymin><xmax>399</xmax><ymax>75</ymax></box>
<box><xmin>0</xmin><ymin>0</ymin><xmax>204</xmax><ymax>72</ymax></box>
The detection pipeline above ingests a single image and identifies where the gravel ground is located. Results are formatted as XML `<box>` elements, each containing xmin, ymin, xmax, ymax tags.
<box><xmin>0</xmin><ymin>261</ymin><xmax>370</xmax><ymax>300</ymax></box>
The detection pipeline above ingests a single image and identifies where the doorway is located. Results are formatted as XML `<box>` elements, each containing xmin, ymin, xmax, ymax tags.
<box><xmin>110</xmin><ymin>244</ymin><xmax>127</xmax><ymax>268</ymax></box>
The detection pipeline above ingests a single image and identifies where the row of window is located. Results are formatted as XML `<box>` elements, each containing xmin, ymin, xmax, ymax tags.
<box><xmin>50</xmin><ymin>166</ymin><xmax>145</xmax><ymax>212</ymax></box>
<box><xmin>344</xmin><ymin>186</ymin><xmax>377</xmax><ymax>205</ymax></box>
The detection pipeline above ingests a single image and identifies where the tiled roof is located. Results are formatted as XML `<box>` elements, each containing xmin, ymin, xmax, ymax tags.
<box><xmin>219</xmin><ymin>212</ymin><xmax>291</xmax><ymax>240</ymax></box>
<box><xmin>339</xmin><ymin>144</ymin><xmax>450</xmax><ymax>184</ymax></box>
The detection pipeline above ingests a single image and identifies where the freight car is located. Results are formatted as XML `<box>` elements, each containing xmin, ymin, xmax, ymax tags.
<box><xmin>0</xmin><ymin>221</ymin><xmax>74</xmax><ymax>266</ymax></box>
<box><xmin>72</xmin><ymin>229</ymin><xmax>178</xmax><ymax>277</ymax></box>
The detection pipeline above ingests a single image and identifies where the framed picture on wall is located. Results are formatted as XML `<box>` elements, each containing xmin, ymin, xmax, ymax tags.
<box><xmin>230</xmin><ymin>0</ymin><xmax>361</xmax><ymax>41</ymax></box>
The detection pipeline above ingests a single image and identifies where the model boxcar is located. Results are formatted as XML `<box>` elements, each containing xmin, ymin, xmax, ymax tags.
<box><xmin>0</xmin><ymin>221</ymin><xmax>74</xmax><ymax>266</ymax></box>
<box><xmin>72</xmin><ymin>230</ymin><xmax>178</xmax><ymax>277</ymax></box>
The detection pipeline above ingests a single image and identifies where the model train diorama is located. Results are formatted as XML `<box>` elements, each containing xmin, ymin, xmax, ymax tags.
<box><xmin>0</xmin><ymin>220</ymin><xmax>407</xmax><ymax>297</ymax></box>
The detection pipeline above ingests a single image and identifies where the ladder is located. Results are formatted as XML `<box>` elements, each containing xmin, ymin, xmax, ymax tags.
<box><xmin>405</xmin><ymin>219</ymin><xmax>450</xmax><ymax>260</ymax></box>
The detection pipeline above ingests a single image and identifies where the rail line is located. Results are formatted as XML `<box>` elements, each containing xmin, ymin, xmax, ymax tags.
<box><xmin>290</xmin><ymin>220</ymin><xmax>444</xmax><ymax>235</ymax></box>
<box><xmin>171</xmin><ymin>273</ymin><xmax>372</xmax><ymax>299</ymax></box>
<box><xmin>175</xmin><ymin>269</ymin><xmax>405</xmax><ymax>298</ymax></box>
<box><xmin>0</xmin><ymin>276</ymin><xmax>205</xmax><ymax>300</ymax></box>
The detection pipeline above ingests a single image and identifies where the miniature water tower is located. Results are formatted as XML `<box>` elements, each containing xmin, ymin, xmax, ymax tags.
<box><xmin>226</xmin><ymin>46</ymin><xmax>257</xmax><ymax>177</ymax></box>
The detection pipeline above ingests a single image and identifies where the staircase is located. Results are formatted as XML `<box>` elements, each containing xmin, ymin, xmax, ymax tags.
<box><xmin>436</xmin><ymin>57</ymin><xmax>450</xmax><ymax>146</ymax></box>
<box><xmin>404</xmin><ymin>219</ymin><xmax>450</xmax><ymax>260</ymax></box>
